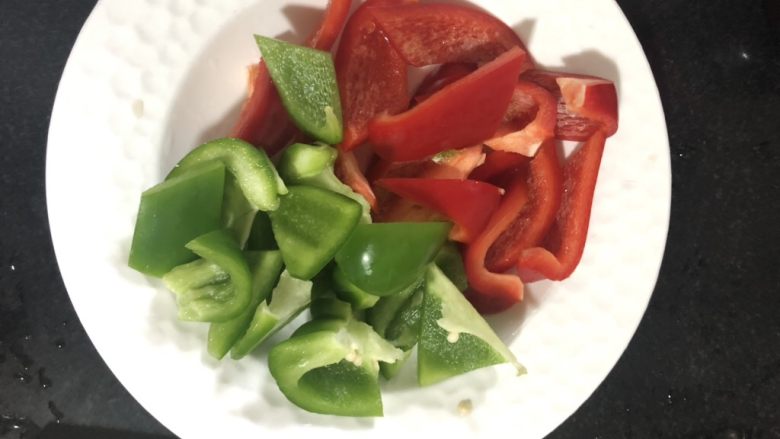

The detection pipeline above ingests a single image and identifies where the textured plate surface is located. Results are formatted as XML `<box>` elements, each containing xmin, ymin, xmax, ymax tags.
<box><xmin>46</xmin><ymin>0</ymin><xmax>670</xmax><ymax>438</ymax></box>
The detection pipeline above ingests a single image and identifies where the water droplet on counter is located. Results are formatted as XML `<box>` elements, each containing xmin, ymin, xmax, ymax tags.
<box><xmin>22</xmin><ymin>334</ymin><xmax>31</xmax><ymax>342</ymax></box>
<box><xmin>38</xmin><ymin>368</ymin><xmax>52</xmax><ymax>389</ymax></box>
<box><xmin>54</xmin><ymin>339</ymin><xmax>66</xmax><ymax>349</ymax></box>
<box><xmin>60</xmin><ymin>320</ymin><xmax>68</xmax><ymax>327</ymax></box>
<box><xmin>0</xmin><ymin>413</ymin><xmax>40</xmax><ymax>437</ymax></box>
<box><xmin>47</xmin><ymin>401</ymin><xmax>64</xmax><ymax>423</ymax></box>
<box><xmin>14</xmin><ymin>371</ymin><xmax>32</xmax><ymax>384</ymax></box>
<box><xmin>9</xmin><ymin>264</ymin><xmax>15</xmax><ymax>271</ymax></box>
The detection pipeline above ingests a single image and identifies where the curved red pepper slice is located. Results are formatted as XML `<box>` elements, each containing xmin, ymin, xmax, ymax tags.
<box><xmin>465</xmin><ymin>174</ymin><xmax>527</xmax><ymax>314</ymax></box>
<box><xmin>485</xmin><ymin>80</ymin><xmax>557</xmax><ymax>157</ymax></box>
<box><xmin>334</xmin><ymin>0</ymin><xmax>413</xmax><ymax>152</ymax></box>
<box><xmin>335</xmin><ymin>150</ymin><xmax>377</xmax><ymax>209</ymax></box>
<box><xmin>369</xmin><ymin>3</ymin><xmax>532</xmax><ymax>70</ymax></box>
<box><xmin>378</xmin><ymin>178</ymin><xmax>502</xmax><ymax>243</ymax></box>
<box><xmin>523</xmin><ymin>70</ymin><xmax>618</xmax><ymax>141</ymax></box>
<box><xmin>485</xmin><ymin>140</ymin><xmax>562</xmax><ymax>272</ymax></box>
<box><xmin>231</xmin><ymin>0</ymin><xmax>353</xmax><ymax>154</ymax></box>
<box><xmin>517</xmin><ymin>131</ymin><xmax>607</xmax><ymax>281</ymax></box>
<box><xmin>469</xmin><ymin>150</ymin><xmax>530</xmax><ymax>185</ymax></box>
<box><xmin>413</xmin><ymin>63</ymin><xmax>476</xmax><ymax>104</ymax></box>
<box><xmin>369</xmin><ymin>47</ymin><xmax>526</xmax><ymax>162</ymax></box>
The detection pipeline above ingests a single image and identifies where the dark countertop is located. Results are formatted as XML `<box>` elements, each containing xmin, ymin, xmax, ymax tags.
<box><xmin>1</xmin><ymin>0</ymin><xmax>778</xmax><ymax>438</ymax></box>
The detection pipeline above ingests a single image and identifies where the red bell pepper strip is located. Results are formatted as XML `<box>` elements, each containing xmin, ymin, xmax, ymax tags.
<box><xmin>485</xmin><ymin>140</ymin><xmax>562</xmax><ymax>272</ymax></box>
<box><xmin>369</xmin><ymin>3</ymin><xmax>533</xmax><ymax>70</ymax></box>
<box><xmin>517</xmin><ymin>130</ymin><xmax>607</xmax><ymax>281</ymax></box>
<box><xmin>369</xmin><ymin>47</ymin><xmax>526</xmax><ymax>162</ymax></box>
<box><xmin>484</xmin><ymin>80</ymin><xmax>557</xmax><ymax>157</ymax></box>
<box><xmin>413</xmin><ymin>63</ymin><xmax>476</xmax><ymax>104</ymax></box>
<box><xmin>335</xmin><ymin>150</ymin><xmax>377</xmax><ymax>209</ymax></box>
<box><xmin>464</xmin><ymin>174</ymin><xmax>527</xmax><ymax>314</ymax></box>
<box><xmin>231</xmin><ymin>0</ymin><xmax>353</xmax><ymax>154</ymax></box>
<box><xmin>334</xmin><ymin>0</ymin><xmax>413</xmax><ymax>152</ymax></box>
<box><xmin>469</xmin><ymin>150</ymin><xmax>529</xmax><ymax>185</ymax></box>
<box><xmin>523</xmin><ymin>70</ymin><xmax>618</xmax><ymax>141</ymax></box>
<box><xmin>377</xmin><ymin>178</ymin><xmax>502</xmax><ymax>243</ymax></box>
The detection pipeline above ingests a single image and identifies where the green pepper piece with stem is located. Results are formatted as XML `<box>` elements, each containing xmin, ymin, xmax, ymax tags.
<box><xmin>167</xmin><ymin>137</ymin><xmax>286</xmax><ymax>212</ymax></box>
<box><xmin>255</xmin><ymin>37</ymin><xmax>343</xmax><ymax>144</ymax></box>
<box><xmin>162</xmin><ymin>230</ymin><xmax>252</xmax><ymax>322</ymax></box>
<box><xmin>417</xmin><ymin>265</ymin><xmax>525</xmax><ymax>386</ymax></box>
<box><xmin>129</xmin><ymin>161</ymin><xmax>225</xmax><ymax>277</ymax></box>
<box><xmin>230</xmin><ymin>270</ymin><xmax>313</xmax><ymax>359</ymax></box>
<box><xmin>335</xmin><ymin>222</ymin><xmax>451</xmax><ymax>297</ymax></box>
<box><xmin>268</xmin><ymin>316</ymin><xmax>404</xmax><ymax>416</ymax></box>
<box><xmin>206</xmin><ymin>251</ymin><xmax>284</xmax><ymax>359</ymax></box>
<box><xmin>270</xmin><ymin>185</ymin><xmax>362</xmax><ymax>280</ymax></box>
<box><xmin>278</xmin><ymin>143</ymin><xmax>371</xmax><ymax>223</ymax></box>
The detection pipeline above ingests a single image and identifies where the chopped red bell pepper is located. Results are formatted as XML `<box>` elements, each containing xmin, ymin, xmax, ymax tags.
<box><xmin>231</xmin><ymin>0</ymin><xmax>353</xmax><ymax>154</ymax></box>
<box><xmin>484</xmin><ymin>80</ymin><xmax>557</xmax><ymax>157</ymax></box>
<box><xmin>378</xmin><ymin>178</ymin><xmax>502</xmax><ymax>243</ymax></box>
<box><xmin>369</xmin><ymin>3</ymin><xmax>532</xmax><ymax>70</ymax></box>
<box><xmin>468</xmin><ymin>150</ymin><xmax>530</xmax><ymax>185</ymax></box>
<box><xmin>523</xmin><ymin>70</ymin><xmax>618</xmax><ymax>141</ymax></box>
<box><xmin>369</xmin><ymin>47</ymin><xmax>526</xmax><ymax>162</ymax></box>
<box><xmin>517</xmin><ymin>130</ymin><xmax>607</xmax><ymax>281</ymax></box>
<box><xmin>334</xmin><ymin>0</ymin><xmax>414</xmax><ymax>151</ymax></box>
<box><xmin>485</xmin><ymin>140</ymin><xmax>562</xmax><ymax>272</ymax></box>
<box><xmin>335</xmin><ymin>150</ymin><xmax>377</xmax><ymax>209</ymax></box>
<box><xmin>413</xmin><ymin>63</ymin><xmax>476</xmax><ymax>104</ymax></box>
<box><xmin>464</xmin><ymin>174</ymin><xmax>528</xmax><ymax>314</ymax></box>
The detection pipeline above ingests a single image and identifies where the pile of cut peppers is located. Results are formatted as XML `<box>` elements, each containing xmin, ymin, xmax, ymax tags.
<box><xmin>129</xmin><ymin>0</ymin><xmax>618</xmax><ymax>417</ymax></box>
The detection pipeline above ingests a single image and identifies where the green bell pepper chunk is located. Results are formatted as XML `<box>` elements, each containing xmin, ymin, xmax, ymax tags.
<box><xmin>309</xmin><ymin>267</ymin><xmax>353</xmax><ymax>321</ymax></box>
<box><xmin>162</xmin><ymin>230</ymin><xmax>252</xmax><ymax>322</ymax></box>
<box><xmin>129</xmin><ymin>161</ymin><xmax>225</xmax><ymax>277</ymax></box>
<box><xmin>278</xmin><ymin>143</ymin><xmax>371</xmax><ymax>223</ymax></box>
<box><xmin>221</xmin><ymin>174</ymin><xmax>257</xmax><ymax>248</ymax></box>
<box><xmin>435</xmin><ymin>243</ymin><xmax>468</xmax><ymax>292</ymax></box>
<box><xmin>255</xmin><ymin>37</ymin><xmax>343</xmax><ymax>144</ymax></box>
<box><xmin>167</xmin><ymin>138</ymin><xmax>286</xmax><ymax>212</ymax></box>
<box><xmin>268</xmin><ymin>317</ymin><xmax>403</xmax><ymax>416</ymax></box>
<box><xmin>270</xmin><ymin>185</ymin><xmax>362</xmax><ymax>280</ymax></box>
<box><xmin>245</xmin><ymin>212</ymin><xmax>277</xmax><ymax>251</ymax></box>
<box><xmin>335</xmin><ymin>222</ymin><xmax>451</xmax><ymax>297</ymax></box>
<box><xmin>417</xmin><ymin>265</ymin><xmax>525</xmax><ymax>386</ymax></box>
<box><xmin>332</xmin><ymin>266</ymin><xmax>379</xmax><ymax>310</ymax></box>
<box><xmin>230</xmin><ymin>270</ymin><xmax>313</xmax><ymax>359</ymax></box>
<box><xmin>207</xmin><ymin>251</ymin><xmax>284</xmax><ymax>359</ymax></box>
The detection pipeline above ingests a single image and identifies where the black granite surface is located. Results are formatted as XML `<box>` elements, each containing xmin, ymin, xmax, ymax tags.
<box><xmin>1</xmin><ymin>0</ymin><xmax>778</xmax><ymax>438</ymax></box>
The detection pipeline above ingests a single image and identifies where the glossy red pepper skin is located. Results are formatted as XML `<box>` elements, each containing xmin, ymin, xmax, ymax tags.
<box><xmin>523</xmin><ymin>70</ymin><xmax>618</xmax><ymax>141</ymax></box>
<box><xmin>413</xmin><ymin>63</ymin><xmax>476</xmax><ymax>104</ymax></box>
<box><xmin>231</xmin><ymin>0</ymin><xmax>352</xmax><ymax>154</ymax></box>
<box><xmin>464</xmin><ymin>173</ymin><xmax>527</xmax><ymax>314</ymax></box>
<box><xmin>369</xmin><ymin>47</ymin><xmax>526</xmax><ymax>162</ymax></box>
<box><xmin>378</xmin><ymin>178</ymin><xmax>502</xmax><ymax>243</ymax></box>
<box><xmin>369</xmin><ymin>3</ymin><xmax>532</xmax><ymax>70</ymax></box>
<box><xmin>468</xmin><ymin>150</ymin><xmax>529</xmax><ymax>185</ymax></box>
<box><xmin>334</xmin><ymin>0</ymin><xmax>414</xmax><ymax>151</ymax></box>
<box><xmin>517</xmin><ymin>131</ymin><xmax>607</xmax><ymax>281</ymax></box>
<box><xmin>485</xmin><ymin>140</ymin><xmax>562</xmax><ymax>272</ymax></box>
<box><xmin>485</xmin><ymin>80</ymin><xmax>557</xmax><ymax>157</ymax></box>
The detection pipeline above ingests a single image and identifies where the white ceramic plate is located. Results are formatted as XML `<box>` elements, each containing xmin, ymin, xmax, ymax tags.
<box><xmin>46</xmin><ymin>0</ymin><xmax>670</xmax><ymax>438</ymax></box>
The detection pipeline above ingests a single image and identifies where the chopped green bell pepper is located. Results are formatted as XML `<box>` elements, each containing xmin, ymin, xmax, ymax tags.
<box><xmin>335</xmin><ymin>222</ymin><xmax>451</xmax><ymax>297</ymax></box>
<box><xmin>268</xmin><ymin>316</ymin><xmax>403</xmax><ymax>416</ymax></box>
<box><xmin>129</xmin><ymin>161</ymin><xmax>225</xmax><ymax>277</ymax></box>
<box><xmin>435</xmin><ymin>242</ymin><xmax>469</xmax><ymax>292</ymax></box>
<box><xmin>310</xmin><ymin>267</ymin><xmax>353</xmax><ymax>321</ymax></box>
<box><xmin>221</xmin><ymin>174</ymin><xmax>256</xmax><ymax>247</ymax></box>
<box><xmin>162</xmin><ymin>230</ymin><xmax>251</xmax><ymax>322</ymax></box>
<box><xmin>245</xmin><ymin>212</ymin><xmax>276</xmax><ymax>251</ymax></box>
<box><xmin>270</xmin><ymin>185</ymin><xmax>362</xmax><ymax>280</ymax></box>
<box><xmin>417</xmin><ymin>265</ymin><xmax>525</xmax><ymax>386</ymax></box>
<box><xmin>230</xmin><ymin>270</ymin><xmax>313</xmax><ymax>359</ymax></box>
<box><xmin>167</xmin><ymin>138</ymin><xmax>286</xmax><ymax>212</ymax></box>
<box><xmin>278</xmin><ymin>143</ymin><xmax>371</xmax><ymax>223</ymax></box>
<box><xmin>255</xmin><ymin>37</ymin><xmax>343</xmax><ymax>144</ymax></box>
<box><xmin>207</xmin><ymin>251</ymin><xmax>284</xmax><ymax>359</ymax></box>
<box><xmin>332</xmin><ymin>266</ymin><xmax>379</xmax><ymax>310</ymax></box>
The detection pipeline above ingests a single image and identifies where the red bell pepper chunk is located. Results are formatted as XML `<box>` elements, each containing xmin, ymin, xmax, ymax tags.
<box><xmin>369</xmin><ymin>3</ymin><xmax>533</xmax><ymax>70</ymax></box>
<box><xmin>335</xmin><ymin>150</ymin><xmax>377</xmax><ymax>209</ymax></box>
<box><xmin>231</xmin><ymin>0</ymin><xmax>353</xmax><ymax>154</ymax></box>
<box><xmin>369</xmin><ymin>47</ymin><xmax>526</xmax><ymax>162</ymax></box>
<box><xmin>413</xmin><ymin>63</ymin><xmax>476</xmax><ymax>104</ymax></box>
<box><xmin>484</xmin><ymin>80</ymin><xmax>557</xmax><ymax>157</ymax></box>
<box><xmin>517</xmin><ymin>130</ymin><xmax>607</xmax><ymax>281</ymax></box>
<box><xmin>334</xmin><ymin>0</ymin><xmax>413</xmax><ymax>152</ymax></box>
<box><xmin>378</xmin><ymin>178</ymin><xmax>502</xmax><ymax>243</ymax></box>
<box><xmin>464</xmin><ymin>174</ymin><xmax>527</xmax><ymax>314</ymax></box>
<box><xmin>523</xmin><ymin>70</ymin><xmax>618</xmax><ymax>141</ymax></box>
<box><xmin>469</xmin><ymin>150</ymin><xmax>530</xmax><ymax>185</ymax></box>
<box><xmin>485</xmin><ymin>140</ymin><xmax>563</xmax><ymax>272</ymax></box>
